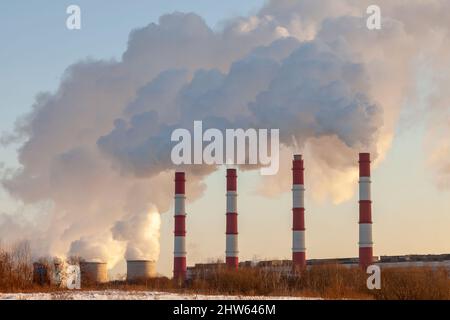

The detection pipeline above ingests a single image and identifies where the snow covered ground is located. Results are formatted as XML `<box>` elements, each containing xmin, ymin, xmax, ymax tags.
<box><xmin>0</xmin><ymin>290</ymin><xmax>317</xmax><ymax>300</ymax></box>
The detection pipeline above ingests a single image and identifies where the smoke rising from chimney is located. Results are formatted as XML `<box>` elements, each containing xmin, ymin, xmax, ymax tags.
<box><xmin>1</xmin><ymin>1</ymin><xmax>449</xmax><ymax>269</ymax></box>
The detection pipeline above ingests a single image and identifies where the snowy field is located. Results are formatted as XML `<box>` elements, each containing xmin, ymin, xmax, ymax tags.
<box><xmin>0</xmin><ymin>290</ymin><xmax>317</xmax><ymax>300</ymax></box>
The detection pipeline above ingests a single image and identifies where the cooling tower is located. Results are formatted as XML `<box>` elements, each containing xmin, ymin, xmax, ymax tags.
<box><xmin>126</xmin><ymin>260</ymin><xmax>156</xmax><ymax>281</ymax></box>
<box><xmin>79</xmin><ymin>261</ymin><xmax>108</xmax><ymax>283</ymax></box>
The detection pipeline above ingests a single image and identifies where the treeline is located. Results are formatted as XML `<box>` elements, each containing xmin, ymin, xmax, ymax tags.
<box><xmin>1</xmin><ymin>241</ymin><xmax>449</xmax><ymax>299</ymax></box>
<box><xmin>0</xmin><ymin>241</ymin><xmax>33</xmax><ymax>292</ymax></box>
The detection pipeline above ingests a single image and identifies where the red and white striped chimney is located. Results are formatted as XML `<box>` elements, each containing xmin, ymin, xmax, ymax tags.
<box><xmin>226</xmin><ymin>169</ymin><xmax>238</xmax><ymax>269</ymax></box>
<box><xmin>292</xmin><ymin>154</ymin><xmax>306</xmax><ymax>270</ymax></box>
<box><xmin>174</xmin><ymin>172</ymin><xmax>187</xmax><ymax>280</ymax></box>
<box><xmin>359</xmin><ymin>153</ymin><xmax>373</xmax><ymax>269</ymax></box>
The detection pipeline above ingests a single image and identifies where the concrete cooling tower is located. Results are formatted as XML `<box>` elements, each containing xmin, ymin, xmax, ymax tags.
<box><xmin>126</xmin><ymin>260</ymin><xmax>156</xmax><ymax>281</ymax></box>
<box><xmin>79</xmin><ymin>261</ymin><xmax>108</xmax><ymax>284</ymax></box>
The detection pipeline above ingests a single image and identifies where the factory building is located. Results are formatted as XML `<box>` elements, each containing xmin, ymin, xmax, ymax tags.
<box><xmin>186</xmin><ymin>254</ymin><xmax>450</xmax><ymax>280</ymax></box>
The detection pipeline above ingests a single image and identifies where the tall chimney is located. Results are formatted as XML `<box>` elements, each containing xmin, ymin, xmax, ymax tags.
<box><xmin>174</xmin><ymin>172</ymin><xmax>187</xmax><ymax>280</ymax></box>
<box><xmin>226</xmin><ymin>169</ymin><xmax>238</xmax><ymax>269</ymax></box>
<box><xmin>292</xmin><ymin>154</ymin><xmax>306</xmax><ymax>270</ymax></box>
<box><xmin>359</xmin><ymin>153</ymin><xmax>373</xmax><ymax>269</ymax></box>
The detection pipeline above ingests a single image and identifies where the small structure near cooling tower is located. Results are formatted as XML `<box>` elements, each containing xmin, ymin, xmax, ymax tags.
<box><xmin>33</xmin><ymin>258</ymin><xmax>65</xmax><ymax>286</ymax></box>
<box><xmin>126</xmin><ymin>260</ymin><xmax>156</xmax><ymax>281</ymax></box>
<box><xmin>33</xmin><ymin>262</ymin><xmax>50</xmax><ymax>286</ymax></box>
<box><xmin>79</xmin><ymin>261</ymin><xmax>108</xmax><ymax>284</ymax></box>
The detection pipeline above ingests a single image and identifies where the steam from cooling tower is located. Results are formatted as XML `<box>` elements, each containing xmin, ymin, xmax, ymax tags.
<box><xmin>1</xmin><ymin>0</ymin><xmax>450</xmax><ymax>269</ymax></box>
<box><xmin>111</xmin><ymin>207</ymin><xmax>161</xmax><ymax>261</ymax></box>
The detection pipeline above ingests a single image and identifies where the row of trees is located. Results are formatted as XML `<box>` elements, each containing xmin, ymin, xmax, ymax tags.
<box><xmin>0</xmin><ymin>241</ymin><xmax>33</xmax><ymax>291</ymax></box>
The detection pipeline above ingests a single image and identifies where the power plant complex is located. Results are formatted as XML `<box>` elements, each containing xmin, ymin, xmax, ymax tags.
<box><xmin>32</xmin><ymin>152</ymin><xmax>450</xmax><ymax>284</ymax></box>
<box><xmin>172</xmin><ymin>152</ymin><xmax>450</xmax><ymax>279</ymax></box>
<box><xmin>173</xmin><ymin>153</ymin><xmax>376</xmax><ymax>280</ymax></box>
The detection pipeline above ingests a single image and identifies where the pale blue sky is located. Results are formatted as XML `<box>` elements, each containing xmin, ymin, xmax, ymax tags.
<box><xmin>0</xmin><ymin>0</ymin><xmax>264</xmax><ymax>136</ymax></box>
<box><xmin>0</xmin><ymin>1</ymin><xmax>449</xmax><ymax>277</ymax></box>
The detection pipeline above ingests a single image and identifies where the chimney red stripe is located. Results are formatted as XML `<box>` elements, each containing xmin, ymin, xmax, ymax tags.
<box><xmin>174</xmin><ymin>216</ymin><xmax>186</xmax><ymax>236</ymax></box>
<box><xmin>175</xmin><ymin>172</ymin><xmax>185</xmax><ymax>194</ymax></box>
<box><xmin>359</xmin><ymin>247</ymin><xmax>373</xmax><ymax>269</ymax></box>
<box><xmin>226</xmin><ymin>257</ymin><xmax>239</xmax><ymax>269</ymax></box>
<box><xmin>359</xmin><ymin>153</ymin><xmax>371</xmax><ymax>177</ymax></box>
<box><xmin>292</xmin><ymin>159</ymin><xmax>304</xmax><ymax>185</ymax></box>
<box><xmin>359</xmin><ymin>201</ymin><xmax>372</xmax><ymax>223</ymax></box>
<box><xmin>293</xmin><ymin>252</ymin><xmax>305</xmax><ymax>266</ymax></box>
<box><xmin>226</xmin><ymin>169</ymin><xmax>237</xmax><ymax>191</ymax></box>
<box><xmin>226</xmin><ymin>213</ymin><xmax>238</xmax><ymax>234</ymax></box>
<box><xmin>173</xmin><ymin>257</ymin><xmax>186</xmax><ymax>278</ymax></box>
<box><xmin>293</xmin><ymin>208</ymin><xmax>305</xmax><ymax>230</ymax></box>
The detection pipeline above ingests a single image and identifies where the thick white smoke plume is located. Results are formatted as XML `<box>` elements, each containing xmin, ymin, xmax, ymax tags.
<box><xmin>111</xmin><ymin>207</ymin><xmax>161</xmax><ymax>261</ymax></box>
<box><xmin>1</xmin><ymin>1</ymin><xmax>449</xmax><ymax>268</ymax></box>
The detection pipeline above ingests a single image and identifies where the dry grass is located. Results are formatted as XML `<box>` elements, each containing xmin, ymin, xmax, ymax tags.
<box><xmin>187</xmin><ymin>265</ymin><xmax>372</xmax><ymax>299</ymax></box>
<box><xmin>372</xmin><ymin>267</ymin><xmax>450</xmax><ymax>300</ymax></box>
<box><xmin>96</xmin><ymin>264</ymin><xmax>448</xmax><ymax>300</ymax></box>
<box><xmin>1</xmin><ymin>242</ymin><xmax>448</xmax><ymax>299</ymax></box>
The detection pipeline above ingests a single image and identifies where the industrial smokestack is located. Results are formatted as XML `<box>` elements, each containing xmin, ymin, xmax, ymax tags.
<box><xmin>173</xmin><ymin>172</ymin><xmax>187</xmax><ymax>280</ymax></box>
<box><xmin>292</xmin><ymin>154</ymin><xmax>306</xmax><ymax>270</ymax></box>
<box><xmin>226</xmin><ymin>168</ymin><xmax>238</xmax><ymax>270</ymax></box>
<box><xmin>359</xmin><ymin>153</ymin><xmax>373</xmax><ymax>268</ymax></box>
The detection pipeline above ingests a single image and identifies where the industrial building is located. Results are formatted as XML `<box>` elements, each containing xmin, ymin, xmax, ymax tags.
<box><xmin>187</xmin><ymin>255</ymin><xmax>450</xmax><ymax>280</ymax></box>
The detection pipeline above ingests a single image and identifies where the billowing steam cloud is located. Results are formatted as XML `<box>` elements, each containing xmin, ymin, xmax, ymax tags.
<box><xmin>111</xmin><ymin>206</ymin><xmax>161</xmax><ymax>261</ymax></box>
<box><xmin>1</xmin><ymin>1</ymin><xmax>449</xmax><ymax>268</ymax></box>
